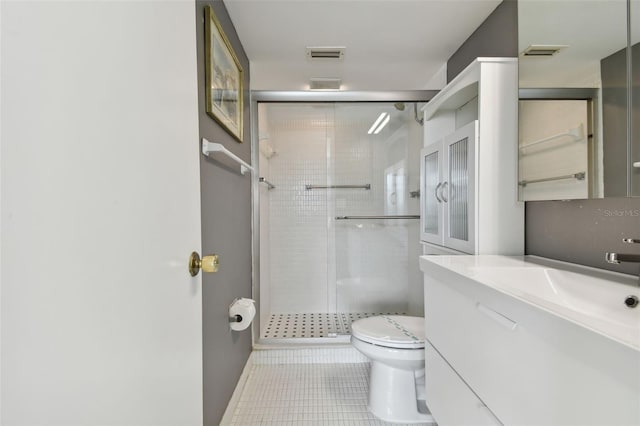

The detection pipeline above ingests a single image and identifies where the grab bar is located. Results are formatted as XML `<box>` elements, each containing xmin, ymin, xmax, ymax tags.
<box><xmin>519</xmin><ymin>171</ymin><xmax>585</xmax><ymax>187</ymax></box>
<box><xmin>335</xmin><ymin>215</ymin><xmax>420</xmax><ymax>220</ymax></box>
<box><xmin>306</xmin><ymin>184</ymin><xmax>371</xmax><ymax>190</ymax></box>
<box><xmin>259</xmin><ymin>177</ymin><xmax>275</xmax><ymax>190</ymax></box>
<box><xmin>202</xmin><ymin>138</ymin><xmax>254</xmax><ymax>175</ymax></box>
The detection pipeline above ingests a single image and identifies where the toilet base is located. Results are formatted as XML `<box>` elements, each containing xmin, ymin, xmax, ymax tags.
<box><xmin>368</xmin><ymin>360</ymin><xmax>434</xmax><ymax>424</ymax></box>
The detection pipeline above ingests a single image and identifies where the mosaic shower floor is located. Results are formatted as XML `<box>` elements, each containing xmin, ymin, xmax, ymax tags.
<box><xmin>261</xmin><ymin>312</ymin><xmax>406</xmax><ymax>339</ymax></box>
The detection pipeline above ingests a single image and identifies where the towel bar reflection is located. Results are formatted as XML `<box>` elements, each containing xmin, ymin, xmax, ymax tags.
<box><xmin>519</xmin><ymin>123</ymin><xmax>584</xmax><ymax>154</ymax></box>
<box><xmin>335</xmin><ymin>215</ymin><xmax>420</xmax><ymax>220</ymax></box>
<box><xmin>259</xmin><ymin>177</ymin><xmax>275</xmax><ymax>190</ymax></box>
<box><xmin>519</xmin><ymin>172</ymin><xmax>585</xmax><ymax>187</ymax></box>
<box><xmin>201</xmin><ymin>138</ymin><xmax>254</xmax><ymax>175</ymax></box>
<box><xmin>305</xmin><ymin>184</ymin><xmax>371</xmax><ymax>190</ymax></box>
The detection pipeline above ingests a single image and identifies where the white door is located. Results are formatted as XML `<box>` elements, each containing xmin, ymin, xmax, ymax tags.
<box><xmin>1</xmin><ymin>2</ymin><xmax>203</xmax><ymax>425</ymax></box>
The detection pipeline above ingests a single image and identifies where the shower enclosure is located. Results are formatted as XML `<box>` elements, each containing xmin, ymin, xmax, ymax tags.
<box><xmin>254</xmin><ymin>97</ymin><xmax>427</xmax><ymax>343</ymax></box>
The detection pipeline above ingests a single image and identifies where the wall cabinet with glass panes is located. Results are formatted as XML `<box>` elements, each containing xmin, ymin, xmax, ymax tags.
<box><xmin>420</xmin><ymin>58</ymin><xmax>523</xmax><ymax>255</ymax></box>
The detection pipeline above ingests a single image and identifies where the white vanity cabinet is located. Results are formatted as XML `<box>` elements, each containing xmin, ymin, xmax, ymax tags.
<box><xmin>420</xmin><ymin>58</ymin><xmax>523</xmax><ymax>255</ymax></box>
<box><xmin>421</xmin><ymin>256</ymin><xmax>640</xmax><ymax>426</ymax></box>
<box><xmin>424</xmin><ymin>340</ymin><xmax>502</xmax><ymax>426</ymax></box>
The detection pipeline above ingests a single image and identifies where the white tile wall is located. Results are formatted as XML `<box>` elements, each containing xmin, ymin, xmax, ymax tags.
<box><xmin>267</xmin><ymin>106</ymin><xmax>331</xmax><ymax>313</ymax></box>
<box><xmin>251</xmin><ymin>347</ymin><xmax>367</xmax><ymax>365</ymax></box>
<box><xmin>259</xmin><ymin>102</ymin><xmax>273</xmax><ymax>327</ymax></box>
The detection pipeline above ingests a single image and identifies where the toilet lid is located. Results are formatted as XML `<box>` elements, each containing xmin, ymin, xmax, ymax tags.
<box><xmin>351</xmin><ymin>315</ymin><xmax>425</xmax><ymax>349</ymax></box>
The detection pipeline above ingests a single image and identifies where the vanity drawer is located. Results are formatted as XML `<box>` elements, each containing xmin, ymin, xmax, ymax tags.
<box><xmin>425</xmin><ymin>340</ymin><xmax>502</xmax><ymax>426</ymax></box>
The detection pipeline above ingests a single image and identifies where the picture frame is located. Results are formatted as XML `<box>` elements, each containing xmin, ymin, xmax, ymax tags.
<box><xmin>204</xmin><ymin>5</ymin><xmax>244</xmax><ymax>143</ymax></box>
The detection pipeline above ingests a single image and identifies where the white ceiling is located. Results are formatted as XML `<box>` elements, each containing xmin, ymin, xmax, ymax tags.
<box><xmin>223</xmin><ymin>0</ymin><xmax>502</xmax><ymax>91</ymax></box>
<box><xmin>518</xmin><ymin>0</ymin><xmax>630</xmax><ymax>88</ymax></box>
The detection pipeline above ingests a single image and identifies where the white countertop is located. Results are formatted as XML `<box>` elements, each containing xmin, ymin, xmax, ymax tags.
<box><xmin>420</xmin><ymin>255</ymin><xmax>640</xmax><ymax>352</ymax></box>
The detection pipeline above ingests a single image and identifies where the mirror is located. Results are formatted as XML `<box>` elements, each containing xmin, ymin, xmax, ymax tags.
<box><xmin>632</xmin><ymin>0</ymin><xmax>640</xmax><ymax>197</ymax></box>
<box><xmin>518</xmin><ymin>0</ymin><xmax>639</xmax><ymax>200</ymax></box>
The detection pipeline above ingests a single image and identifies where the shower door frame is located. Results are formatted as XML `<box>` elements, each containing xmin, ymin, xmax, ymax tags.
<box><xmin>250</xmin><ymin>90</ymin><xmax>437</xmax><ymax>346</ymax></box>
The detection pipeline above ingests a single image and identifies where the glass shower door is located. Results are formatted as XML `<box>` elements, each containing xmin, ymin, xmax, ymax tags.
<box><xmin>331</xmin><ymin>103</ymin><xmax>423</xmax><ymax>334</ymax></box>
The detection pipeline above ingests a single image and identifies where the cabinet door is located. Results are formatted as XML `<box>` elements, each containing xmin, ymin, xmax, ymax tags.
<box><xmin>442</xmin><ymin>121</ymin><xmax>477</xmax><ymax>253</ymax></box>
<box><xmin>420</xmin><ymin>141</ymin><xmax>444</xmax><ymax>245</ymax></box>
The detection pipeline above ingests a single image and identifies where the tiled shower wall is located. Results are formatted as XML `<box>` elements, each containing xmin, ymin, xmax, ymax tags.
<box><xmin>259</xmin><ymin>104</ymin><xmax>423</xmax><ymax>316</ymax></box>
<box><xmin>267</xmin><ymin>108</ymin><xmax>331</xmax><ymax>313</ymax></box>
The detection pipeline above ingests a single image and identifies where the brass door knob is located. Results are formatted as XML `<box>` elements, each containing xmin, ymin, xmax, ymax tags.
<box><xmin>189</xmin><ymin>251</ymin><xmax>220</xmax><ymax>276</ymax></box>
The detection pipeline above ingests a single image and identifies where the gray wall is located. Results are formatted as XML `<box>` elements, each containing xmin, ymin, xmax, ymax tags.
<box><xmin>446</xmin><ymin>0</ymin><xmax>518</xmax><ymax>83</ymax></box>
<box><xmin>195</xmin><ymin>1</ymin><xmax>253</xmax><ymax>424</ymax></box>
<box><xmin>526</xmin><ymin>199</ymin><xmax>640</xmax><ymax>275</ymax></box>
<box><xmin>447</xmin><ymin>0</ymin><xmax>640</xmax><ymax>274</ymax></box>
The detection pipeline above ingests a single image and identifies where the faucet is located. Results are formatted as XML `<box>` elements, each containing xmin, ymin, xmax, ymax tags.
<box><xmin>605</xmin><ymin>238</ymin><xmax>640</xmax><ymax>264</ymax></box>
<box><xmin>606</xmin><ymin>238</ymin><xmax>640</xmax><ymax>289</ymax></box>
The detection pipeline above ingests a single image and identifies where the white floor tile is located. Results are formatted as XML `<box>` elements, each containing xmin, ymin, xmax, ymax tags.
<box><xmin>228</xmin><ymin>360</ymin><xmax>435</xmax><ymax>426</ymax></box>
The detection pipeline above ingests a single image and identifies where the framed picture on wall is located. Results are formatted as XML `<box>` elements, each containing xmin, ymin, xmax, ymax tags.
<box><xmin>204</xmin><ymin>5</ymin><xmax>243</xmax><ymax>143</ymax></box>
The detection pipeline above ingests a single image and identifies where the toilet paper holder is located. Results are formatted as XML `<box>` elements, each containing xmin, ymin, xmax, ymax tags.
<box><xmin>228</xmin><ymin>297</ymin><xmax>256</xmax><ymax>331</ymax></box>
<box><xmin>229</xmin><ymin>314</ymin><xmax>243</xmax><ymax>323</ymax></box>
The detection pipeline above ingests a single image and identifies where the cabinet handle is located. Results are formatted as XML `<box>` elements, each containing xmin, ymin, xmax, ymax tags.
<box><xmin>476</xmin><ymin>303</ymin><xmax>518</xmax><ymax>331</ymax></box>
<box><xmin>441</xmin><ymin>181</ymin><xmax>449</xmax><ymax>203</ymax></box>
<box><xmin>435</xmin><ymin>182</ymin><xmax>443</xmax><ymax>203</ymax></box>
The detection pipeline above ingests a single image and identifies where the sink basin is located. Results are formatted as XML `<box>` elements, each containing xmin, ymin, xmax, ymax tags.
<box><xmin>420</xmin><ymin>255</ymin><xmax>640</xmax><ymax>351</ymax></box>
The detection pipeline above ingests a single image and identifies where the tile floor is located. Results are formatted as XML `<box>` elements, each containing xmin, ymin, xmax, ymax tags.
<box><xmin>227</xmin><ymin>348</ymin><xmax>435</xmax><ymax>426</ymax></box>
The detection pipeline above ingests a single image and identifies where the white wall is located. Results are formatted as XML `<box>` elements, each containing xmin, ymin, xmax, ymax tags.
<box><xmin>1</xmin><ymin>1</ymin><xmax>202</xmax><ymax>424</ymax></box>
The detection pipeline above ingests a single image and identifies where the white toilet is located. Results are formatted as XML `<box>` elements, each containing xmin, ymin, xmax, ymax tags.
<box><xmin>351</xmin><ymin>315</ymin><xmax>433</xmax><ymax>424</ymax></box>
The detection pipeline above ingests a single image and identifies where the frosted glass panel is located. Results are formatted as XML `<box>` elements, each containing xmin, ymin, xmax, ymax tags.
<box><xmin>448</xmin><ymin>137</ymin><xmax>469</xmax><ymax>241</ymax></box>
<box><xmin>424</xmin><ymin>152</ymin><xmax>439</xmax><ymax>234</ymax></box>
<box><xmin>332</xmin><ymin>103</ymin><xmax>422</xmax><ymax>318</ymax></box>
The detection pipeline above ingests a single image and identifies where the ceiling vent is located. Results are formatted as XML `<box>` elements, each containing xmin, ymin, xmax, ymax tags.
<box><xmin>306</xmin><ymin>46</ymin><xmax>345</xmax><ymax>61</ymax></box>
<box><xmin>309</xmin><ymin>78</ymin><xmax>342</xmax><ymax>91</ymax></box>
<box><xmin>521</xmin><ymin>45</ymin><xmax>568</xmax><ymax>57</ymax></box>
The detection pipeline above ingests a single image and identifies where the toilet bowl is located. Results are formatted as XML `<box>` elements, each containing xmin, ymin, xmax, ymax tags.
<box><xmin>351</xmin><ymin>315</ymin><xmax>433</xmax><ymax>424</ymax></box>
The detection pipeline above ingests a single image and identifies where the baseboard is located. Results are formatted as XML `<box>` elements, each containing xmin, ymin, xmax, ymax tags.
<box><xmin>219</xmin><ymin>352</ymin><xmax>254</xmax><ymax>425</ymax></box>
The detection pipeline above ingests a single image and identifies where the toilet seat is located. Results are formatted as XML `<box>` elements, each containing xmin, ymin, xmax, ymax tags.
<box><xmin>351</xmin><ymin>315</ymin><xmax>425</xmax><ymax>349</ymax></box>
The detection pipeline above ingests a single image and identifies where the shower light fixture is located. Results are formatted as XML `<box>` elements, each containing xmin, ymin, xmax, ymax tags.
<box><xmin>368</xmin><ymin>112</ymin><xmax>389</xmax><ymax>135</ymax></box>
